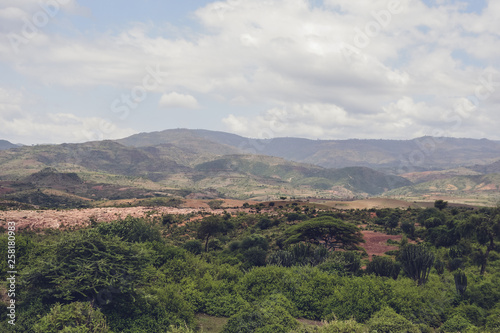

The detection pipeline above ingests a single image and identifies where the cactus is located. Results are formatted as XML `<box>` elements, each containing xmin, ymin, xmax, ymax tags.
<box><xmin>399</xmin><ymin>244</ymin><xmax>435</xmax><ymax>285</ymax></box>
<box><xmin>454</xmin><ymin>270</ymin><xmax>467</xmax><ymax>296</ymax></box>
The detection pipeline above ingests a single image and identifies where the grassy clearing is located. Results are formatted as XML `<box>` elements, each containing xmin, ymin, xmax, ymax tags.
<box><xmin>195</xmin><ymin>314</ymin><xmax>228</xmax><ymax>333</ymax></box>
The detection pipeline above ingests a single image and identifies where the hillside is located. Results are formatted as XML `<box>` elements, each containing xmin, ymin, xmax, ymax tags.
<box><xmin>401</xmin><ymin>167</ymin><xmax>483</xmax><ymax>184</ymax></box>
<box><xmin>3</xmin><ymin>129</ymin><xmax>500</xmax><ymax>206</ymax></box>
<box><xmin>117</xmin><ymin>129</ymin><xmax>500</xmax><ymax>172</ymax></box>
<box><xmin>469</xmin><ymin>159</ymin><xmax>500</xmax><ymax>174</ymax></box>
<box><xmin>0</xmin><ymin>139</ymin><xmax>18</xmax><ymax>150</ymax></box>
<box><xmin>0</xmin><ymin>137</ymin><xmax>413</xmax><ymax>206</ymax></box>
<box><xmin>383</xmin><ymin>173</ymin><xmax>500</xmax><ymax>206</ymax></box>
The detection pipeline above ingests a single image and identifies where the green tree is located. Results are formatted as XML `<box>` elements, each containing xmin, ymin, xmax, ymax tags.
<box><xmin>460</xmin><ymin>208</ymin><xmax>500</xmax><ymax>275</ymax></box>
<box><xmin>197</xmin><ymin>215</ymin><xmax>224</xmax><ymax>252</ymax></box>
<box><xmin>22</xmin><ymin>229</ymin><xmax>150</xmax><ymax>304</ymax></box>
<box><xmin>284</xmin><ymin>217</ymin><xmax>364</xmax><ymax>251</ymax></box>
<box><xmin>434</xmin><ymin>200</ymin><xmax>448</xmax><ymax>210</ymax></box>
<box><xmin>208</xmin><ymin>200</ymin><xmax>224</xmax><ymax>210</ymax></box>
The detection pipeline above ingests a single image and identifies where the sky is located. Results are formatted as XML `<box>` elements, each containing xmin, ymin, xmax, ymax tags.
<box><xmin>1</xmin><ymin>0</ymin><xmax>499</xmax><ymax>144</ymax></box>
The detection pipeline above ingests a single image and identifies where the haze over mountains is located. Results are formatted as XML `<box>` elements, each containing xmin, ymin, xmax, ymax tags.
<box><xmin>1</xmin><ymin>129</ymin><xmax>500</xmax><ymax>207</ymax></box>
<box><xmin>118</xmin><ymin>129</ymin><xmax>500</xmax><ymax>171</ymax></box>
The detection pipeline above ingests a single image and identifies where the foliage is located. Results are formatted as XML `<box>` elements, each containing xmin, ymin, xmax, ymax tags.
<box><xmin>434</xmin><ymin>200</ymin><xmax>448</xmax><ymax>211</ymax></box>
<box><xmin>96</xmin><ymin>216</ymin><xmax>162</xmax><ymax>243</ymax></box>
<box><xmin>197</xmin><ymin>215</ymin><xmax>224</xmax><ymax>252</ymax></box>
<box><xmin>366</xmin><ymin>256</ymin><xmax>400</xmax><ymax>279</ymax></box>
<box><xmin>285</xmin><ymin>216</ymin><xmax>364</xmax><ymax>251</ymax></box>
<box><xmin>7</xmin><ymin>206</ymin><xmax>500</xmax><ymax>333</ymax></box>
<box><xmin>182</xmin><ymin>240</ymin><xmax>203</xmax><ymax>255</ymax></box>
<box><xmin>33</xmin><ymin>302</ymin><xmax>110</xmax><ymax>333</ymax></box>
<box><xmin>366</xmin><ymin>306</ymin><xmax>420</xmax><ymax>333</ymax></box>
<box><xmin>318</xmin><ymin>251</ymin><xmax>361</xmax><ymax>275</ymax></box>
<box><xmin>221</xmin><ymin>299</ymin><xmax>298</xmax><ymax>333</ymax></box>
<box><xmin>21</xmin><ymin>229</ymin><xmax>151</xmax><ymax>304</ymax></box>
<box><xmin>207</xmin><ymin>200</ymin><xmax>224</xmax><ymax>210</ymax></box>
<box><xmin>441</xmin><ymin>314</ymin><xmax>477</xmax><ymax>333</ymax></box>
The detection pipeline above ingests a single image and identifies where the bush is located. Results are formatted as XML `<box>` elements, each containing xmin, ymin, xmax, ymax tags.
<box><xmin>221</xmin><ymin>303</ymin><xmax>298</xmax><ymax>333</ymax></box>
<box><xmin>182</xmin><ymin>240</ymin><xmax>203</xmax><ymax>255</ymax></box>
<box><xmin>241</xmin><ymin>234</ymin><xmax>269</xmax><ymax>251</ymax></box>
<box><xmin>321</xmin><ymin>319</ymin><xmax>366</xmax><ymax>333</ymax></box>
<box><xmin>401</xmin><ymin>221</ymin><xmax>416</xmax><ymax>237</ymax></box>
<box><xmin>106</xmin><ymin>285</ymin><xmax>195</xmax><ymax>332</ymax></box>
<box><xmin>96</xmin><ymin>216</ymin><xmax>162</xmax><ymax>243</ymax></box>
<box><xmin>485</xmin><ymin>308</ymin><xmax>500</xmax><ymax>332</ymax></box>
<box><xmin>244</xmin><ymin>247</ymin><xmax>268</xmax><ymax>267</ymax></box>
<box><xmin>318</xmin><ymin>251</ymin><xmax>361</xmax><ymax>275</ymax></box>
<box><xmin>267</xmin><ymin>250</ymin><xmax>295</xmax><ymax>267</ymax></box>
<box><xmin>441</xmin><ymin>314</ymin><xmax>477</xmax><ymax>333</ymax></box>
<box><xmin>21</xmin><ymin>229</ymin><xmax>151</xmax><ymax>304</ymax></box>
<box><xmin>452</xmin><ymin>304</ymin><xmax>485</xmax><ymax>327</ymax></box>
<box><xmin>33</xmin><ymin>302</ymin><xmax>110</xmax><ymax>333</ymax></box>
<box><xmin>365</xmin><ymin>256</ymin><xmax>400</xmax><ymax>279</ymax></box>
<box><xmin>366</xmin><ymin>307</ymin><xmax>420</xmax><ymax>333</ymax></box>
<box><xmin>258</xmin><ymin>217</ymin><xmax>273</xmax><ymax>230</ymax></box>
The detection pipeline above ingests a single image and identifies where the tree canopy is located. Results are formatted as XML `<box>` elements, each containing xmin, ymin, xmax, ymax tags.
<box><xmin>284</xmin><ymin>216</ymin><xmax>364</xmax><ymax>251</ymax></box>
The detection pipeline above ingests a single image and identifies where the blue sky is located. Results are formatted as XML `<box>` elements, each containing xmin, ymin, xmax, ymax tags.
<box><xmin>1</xmin><ymin>0</ymin><xmax>499</xmax><ymax>144</ymax></box>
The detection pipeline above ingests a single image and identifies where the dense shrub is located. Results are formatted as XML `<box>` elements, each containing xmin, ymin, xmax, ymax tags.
<box><xmin>182</xmin><ymin>240</ymin><xmax>203</xmax><ymax>255</ymax></box>
<box><xmin>441</xmin><ymin>314</ymin><xmax>477</xmax><ymax>333</ymax></box>
<box><xmin>366</xmin><ymin>307</ymin><xmax>420</xmax><ymax>333</ymax></box>
<box><xmin>221</xmin><ymin>303</ymin><xmax>298</xmax><ymax>333</ymax></box>
<box><xmin>33</xmin><ymin>302</ymin><xmax>110</xmax><ymax>333</ymax></box>
<box><xmin>96</xmin><ymin>216</ymin><xmax>162</xmax><ymax>243</ymax></box>
<box><xmin>365</xmin><ymin>256</ymin><xmax>400</xmax><ymax>279</ymax></box>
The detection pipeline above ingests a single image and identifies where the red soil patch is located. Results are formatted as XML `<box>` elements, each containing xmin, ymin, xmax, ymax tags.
<box><xmin>0</xmin><ymin>207</ymin><xmax>201</xmax><ymax>230</ymax></box>
<box><xmin>360</xmin><ymin>230</ymin><xmax>401</xmax><ymax>260</ymax></box>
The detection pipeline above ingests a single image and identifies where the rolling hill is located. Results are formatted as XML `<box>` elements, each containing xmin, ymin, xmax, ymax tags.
<box><xmin>0</xmin><ymin>136</ymin><xmax>414</xmax><ymax>205</ymax></box>
<box><xmin>2</xmin><ymin>129</ymin><xmax>500</xmax><ymax>206</ymax></box>
<box><xmin>116</xmin><ymin>129</ymin><xmax>500</xmax><ymax>172</ymax></box>
<box><xmin>383</xmin><ymin>173</ymin><xmax>500</xmax><ymax>206</ymax></box>
<box><xmin>0</xmin><ymin>140</ymin><xmax>18</xmax><ymax>150</ymax></box>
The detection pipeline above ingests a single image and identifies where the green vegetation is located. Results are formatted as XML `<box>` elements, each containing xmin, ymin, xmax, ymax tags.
<box><xmin>1</xmin><ymin>202</ymin><xmax>500</xmax><ymax>332</ymax></box>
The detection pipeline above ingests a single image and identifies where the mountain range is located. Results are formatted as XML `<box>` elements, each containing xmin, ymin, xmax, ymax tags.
<box><xmin>117</xmin><ymin>129</ymin><xmax>500</xmax><ymax>171</ymax></box>
<box><xmin>1</xmin><ymin>129</ymin><xmax>499</xmax><ymax>207</ymax></box>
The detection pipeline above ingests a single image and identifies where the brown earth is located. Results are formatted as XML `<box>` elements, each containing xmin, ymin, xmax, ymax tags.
<box><xmin>0</xmin><ymin>207</ymin><xmax>203</xmax><ymax>230</ymax></box>
<box><xmin>360</xmin><ymin>230</ymin><xmax>402</xmax><ymax>260</ymax></box>
<box><xmin>318</xmin><ymin>198</ymin><xmax>419</xmax><ymax>210</ymax></box>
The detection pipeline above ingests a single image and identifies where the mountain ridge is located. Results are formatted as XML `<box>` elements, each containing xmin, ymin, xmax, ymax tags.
<box><xmin>116</xmin><ymin>129</ymin><xmax>500</xmax><ymax>172</ymax></box>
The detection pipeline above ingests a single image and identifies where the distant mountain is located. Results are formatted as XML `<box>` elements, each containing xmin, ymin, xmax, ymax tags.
<box><xmin>192</xmin><ymin>155</ymin><xmax>411</xmax><ymax>195</ymax></box>
<box><xmin>469</xmin><ymin>159</ymin><xmax>500</xmax><ymax>174</ymax></box>
<box><xmin>384</xmin><ymin>173</ymin><xmax>500</xmax><ymax>197</ymax></box>
<box><xmin>0</xmin><ymin>137</ymin><xmax>412</xmax><ymax>203</ymax></box>
<box><xmin>0</xmin><ymin>140</ymin><xmax>18</xmax><ymax>150</ymax></box>
<box><xmin>2</xmin><ymin>129</ymin><xmax>499</xmax><ymax>205</ymax></box>
<box><xmin>0</xmin><ymin>140</ymin><xmax>188</xmax><ymax>181</ymax></box>
<box><xmin>401</xmin><ymin>167</ymin><xmax>483</xmax><ymax>184</ymax></box>
<box><xmin>116</xmin><ymin>130</ymin><xmax>500</xmax><ymax>172</ymax></box>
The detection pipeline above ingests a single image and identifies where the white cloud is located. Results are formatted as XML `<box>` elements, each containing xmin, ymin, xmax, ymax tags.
<box><xmin>0</xmin><ymin>0</ymin><xmax>499</xmax><ymax>142</ymax></box>
<box><xmin>159</xmin><ymin>92</ymin><xmax>199</xmax><ymax>109</ymax></box>
<box><xmin>0</xmin><ymin>87</ymin><xmax>135</xmax><ymax>144</ymax></box>
<box><xmin>223</xmin><ymin>94</ymin><xmax>500</xmax><ymax>140</ymax></box>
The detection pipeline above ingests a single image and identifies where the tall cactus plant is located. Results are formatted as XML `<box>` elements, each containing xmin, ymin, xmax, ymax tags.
<box><xmin>454</xmin><ymin>270</ymin><xmax>467</xmax><ymax>297</ymax></box>
<box><xmin>398</xmin><ymin>244</ymin><xmax>435</xmax><ymax>285</ymax></box>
